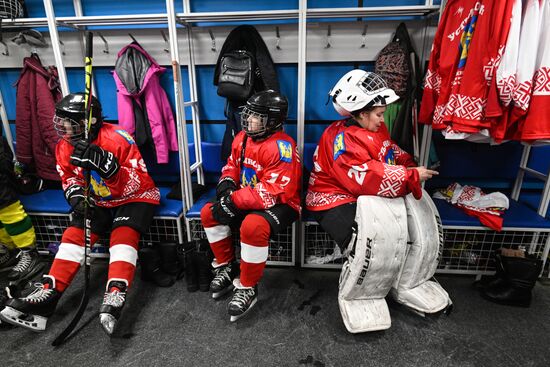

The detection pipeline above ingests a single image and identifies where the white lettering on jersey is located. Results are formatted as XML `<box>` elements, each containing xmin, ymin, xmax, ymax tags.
<box><xmin>347</xmin><ymin>163</ymin><xmax>369</xmax><ymax>185</ymax></box>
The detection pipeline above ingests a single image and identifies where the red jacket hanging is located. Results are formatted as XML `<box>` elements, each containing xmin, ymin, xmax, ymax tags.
<box><xmin>221</xmin><ymin>130</ymin><xmax>301</xmax><ymax>214</ymax></box>
<box><xmin>14</xmin><ymin>55</ymin><xmax>62</xmax><ymax>181</ymax></box>
<box><xmin>306</xmin><ymin>120</ymin><xmax>421</xmax><ymax>212</ymax></box>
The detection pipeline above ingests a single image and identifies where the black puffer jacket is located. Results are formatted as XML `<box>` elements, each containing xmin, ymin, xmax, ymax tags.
<box><xmin>213</xmin><ymin>25</ymin><xmax>279</xmax><ymax>96</ymax></box>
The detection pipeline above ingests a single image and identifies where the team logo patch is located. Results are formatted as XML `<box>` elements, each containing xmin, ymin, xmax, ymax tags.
<box><xmin>241</xmin><ymin>166</ymin><xmax>258</xmax><ymax>188</ymax></box>
<box><xmin>90</xmin><ymin>172</ymin><xmax>112</xmax><ymax>199</ymax></box>
<box><xmin>384</xmin><ymin>149</ymin><xmax>396</xmax><ymax>165</ymax></box>
<box><xmin>333</xmin><ymin>132</ymin><xmax>345</xmax><ymax>160</ymax></box>
<box><xmin>115</xmin><ymin>130</ymin><xmax>135</xmax><ymax>144</ymax></box>
<box><xmin>277</xmin><ymin>140</ymin><xmax>292</xmax><ymax>163</ymax></box>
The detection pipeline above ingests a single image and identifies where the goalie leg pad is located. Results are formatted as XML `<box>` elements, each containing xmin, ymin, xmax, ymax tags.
<box><xmin>338</xmin><ymin>195</ymin><xmax>408</xmax><ymax>333</ymax></box>
<box><xmin>390</xmin><ymin>190</ymin><xmax>452</xmax><ymax>314</ymax></box>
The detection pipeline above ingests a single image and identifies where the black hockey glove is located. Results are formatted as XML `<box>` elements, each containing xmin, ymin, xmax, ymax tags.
<box><xmin>211</xmin><ymin>194</ymin><xmax>242</xmax><ymax>225</ymax></box>
<box><xmin>216</xmin><ymin>177</ymin><xmax>238</xmax><ymax>200</ymax></box>
<box><xmin>64</xmin><ymin>184</ymin><xmax>95</xmax><ymax>216</ymax></box>
<box><xmin>70</xmin><ymin>140</ymin><xmax>120</xmax><ymax>179</ymax></box>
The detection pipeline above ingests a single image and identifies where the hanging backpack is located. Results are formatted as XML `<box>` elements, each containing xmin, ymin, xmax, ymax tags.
<box><xmin>375</xmin><ymin>41</ymin><xmax>410</xmax><ymax>98</ymax></box>
<box><xmin>216</xmin><ymin>50</ymin><xmax>255</xmax><ymax>101</ymax></box>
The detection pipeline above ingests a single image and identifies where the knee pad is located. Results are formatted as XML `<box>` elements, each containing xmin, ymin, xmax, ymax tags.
<box><xmin>338</xmin><ymin>195</ymin><xmax>408</xmax><ymax>333</ymax></box>
<box><xmin>390</xmin><ymin>189</ymin><xmax>452</xmax><ymax>314</ymax></box>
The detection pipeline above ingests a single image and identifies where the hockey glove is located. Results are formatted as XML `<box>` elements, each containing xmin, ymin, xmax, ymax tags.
<box><xmin>70</xmin><ymin>140</ymin><xmax>120</xmax><ymax>179</ymax></box>
<box><xmin>216</xmin><ymin>177</ymin><xmax>238</xmax><ymax>200</ymax></box>
<box><xmin>211</xmin><ymin>194</ymin><xmax>242</xmax><ymax>225</ymax></box>
<box><xmin>65</xmin><ymin>184</ymin><xmax>94</xmax><ymax>216</ymax></box>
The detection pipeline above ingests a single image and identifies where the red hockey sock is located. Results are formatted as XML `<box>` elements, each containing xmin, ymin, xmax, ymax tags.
<box><xmin>201</xmin><ymin>202</ymin><xmax>234</xmax><ymax>264</ymax></box>
<box><xmin>107</xmin><ymin>226</ymin><xmax>140</xmax><ymax>289</ymax></box>
<box><xmin>239</xmin><ymin>214</ymin><xmax>271</xmax><ymax>287</ymax></box>
<box><xmin>49</xmin><ymin>226</ymin><xmax>100</xmax><ymax>292</ymax></box>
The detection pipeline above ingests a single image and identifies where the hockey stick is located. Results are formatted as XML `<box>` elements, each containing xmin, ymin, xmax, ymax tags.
<box><xmin>52</xmin><ymin>31</ymin><xmax>94</xmax><ymax>347</ymax></box>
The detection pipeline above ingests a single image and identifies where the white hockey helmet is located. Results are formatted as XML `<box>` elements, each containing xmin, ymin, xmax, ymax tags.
<box><xmin>329</xmin><ymin>70</ymin><xmax>400</xmax><ymax>117</ymax></box>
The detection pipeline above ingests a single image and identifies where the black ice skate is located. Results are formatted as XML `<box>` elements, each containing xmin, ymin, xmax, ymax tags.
<box><xmin>0</xmin><ymin>245</ymin><xmax>17</xmax><ymax>273</ymax></box>
<box><xmin>210</xmin><ymin>260</ymin><xmax>239</xmax><ymax>299</ymax></box>
<box><xmin>0</xmin><ymin>275</ymin><xmax>60</xmax><ymax>332</ymax></box>
<box><xmin>7</xmin><ymin>248</ymin><xmax>44</xmax><ymax>282</ymax></box>
<box><xmin>227</xmin><ymin>279</ymin><xmax>258</xmax><ymax>322</ymax></box>
<box><xmin>99</xmin><ymin>280</ymin><xmax>127</xmax><ymax>335</ymax></box>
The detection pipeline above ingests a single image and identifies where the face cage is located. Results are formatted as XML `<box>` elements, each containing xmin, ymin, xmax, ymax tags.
<box><xmin>241</xmin><ymin>107</ymin><xmax>269</xmax><ymax>138</ymax></box>
<box><xmin>53</xmin><ymin>115</ymin><xmax>85</xmax><ymax>142</ymax></box>
<box><xmin>358</xmin><ymin>73</ymin><xmax>389</xmax><ymax>97</ymax></box>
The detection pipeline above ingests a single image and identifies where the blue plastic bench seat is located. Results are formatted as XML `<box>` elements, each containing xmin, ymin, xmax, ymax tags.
<box><xmin>19</xmin><ymin>187</ymin><xmax>183</xmax><ymax>217</ymax></box>
<box><xmin>186</xmin><ymin>187</ymin><xmax>216</xmax><ymax>218</ymax></box>
<box><xmin>433</xmin><ymin>198</ymin><xmax>550</xmax><ymax>229</ymax></box>
<box><xmin>20</xmin><ymin>189</ymin><xmax>70</xmax><ymax>214</ymax></box>
<box><xmin>156</xmin><ymin>186</ymin><xmax>183</xmax><ymax>217</ymax></box>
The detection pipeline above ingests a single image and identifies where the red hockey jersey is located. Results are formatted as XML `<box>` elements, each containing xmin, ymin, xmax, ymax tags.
<box><xmin>306</xmin><ymin>120</ymin><xmax>421</xmax><ymax>212</ymax></box>
<box><xmin>419</xmin><ymin>0</ymin><xmax>481</xmax><ymax>129</ymax></box>
<box><xmin>56</xmin><ymin>123</ymin><xmax>160</xmax><ymax>208</ymax></box>
<box><xmin>222</xmin><ymin>130</ymin><xmax>301</xmax><ymax>214</ymax></box>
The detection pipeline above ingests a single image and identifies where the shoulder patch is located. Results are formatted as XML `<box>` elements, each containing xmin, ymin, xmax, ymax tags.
<box><xmin>115</xmin><ymin>130</ymin><xmax>135</xmax><ymax>144</ymax></box>
<box><xmin>333</xmin><ymin>132</ymin><xmax>345</xmax><ymax>160</ymax></box>
<box><xmin>277</xmin><ymin>140</ymin><xmax>293</xmax><ymax>163</ymax></box>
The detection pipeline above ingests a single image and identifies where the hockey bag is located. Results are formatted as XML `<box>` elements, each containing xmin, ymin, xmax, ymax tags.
<box><xmin>390</xmin><ymin>189</ymin><xmax>452</xmax><ymax>314</ymax></box>
<box><xmin>216</xmin><ymin>50</ymin><xmax>255</xmax><ymax>101</ymax></box>
<box><xmin>338</xmin><ymin>195</ymin><xmax>408</xmax><ymax>333</ymax></box>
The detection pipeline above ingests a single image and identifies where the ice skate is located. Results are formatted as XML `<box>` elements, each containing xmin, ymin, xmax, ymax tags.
<box><xmin>7</xmin><ymin>247</ymin><xmax>44</xmax><ymax>282</ymax></box>
<box><xmin>228</xmin><ymin>279</ymin><xmax>258</xmax><ymax>322</ymax></box>
<box><xmin>99</xmin><ymin>280</ymin><xmax>127</xmax><ymax>335</ymax></box>
<box><xmin>210</xmin><ymin>260</ymin><xmax>238</xmax><ymax>299</ymax></box>
<box><xmin>0</xmin><ymin>275</ymin><xmax>60</xmax><ymax>332</ymax></box>
<box><xmin>0</xmin><ymin>244</ymin><xmax>17</xmax><ymax>274</ymax></box>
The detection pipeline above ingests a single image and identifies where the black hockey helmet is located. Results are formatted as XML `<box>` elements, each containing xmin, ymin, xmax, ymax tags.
<box><xmin>241</xmin><ymin>90</ymin><xmax>288</xmax><ymax>140</ymax></box>
<box><xmin>53</xmin><ymin>92</ymin><xmax>103</xmax><ymax>143</ymax></box>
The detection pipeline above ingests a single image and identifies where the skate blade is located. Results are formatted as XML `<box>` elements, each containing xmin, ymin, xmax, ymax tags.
<box><xmin>0</xmin><ymin>306</ymin><xmax>47</xmax><ymax>332</ymax></box>
<box><xmin>212</xmin><ymin>285</ymin><xmax>234</xmax><ymax>299</ymax></box>
<box><xmin>229</xmin><ymin>298</ymin><xmax>258</xmax><ymax>323</ymax></box>
<box><xmin>99</xmin><ymin>313</ymin><xmax>117</xmax><ymax>335</ymax></box>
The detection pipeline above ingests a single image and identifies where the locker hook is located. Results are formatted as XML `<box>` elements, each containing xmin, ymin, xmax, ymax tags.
<box><xmin>325</xmin><ymin>25</ymin><xmax>331</xmax><ymax>49</ymax></box>
<box><xmin>98</xmin><ymin>32</ymin><xmax>109</xmax><ymax>54</ymax></box>
<box><xmin>208</xmin><ymin>29</ymin><xmax>216</xmax><ymax>52</ymax></box>
<box><xmin>0</xmin><ymin>40</ymin><xmax>8</xmax><ymax>56</ymax></box>
<box><xmin>275</xmin><ymin>26</ymin><xmax>281</xmax><ymax>50</ymax></box>
<box><xmin>160</xmin><ymin>30</ymin><xmax>170</xmax><ymax>53</ymax></box>
<box><xmin>360</xmin><ymin>23</ymin><xmax>368</xmax><ymax>48</ymax></box>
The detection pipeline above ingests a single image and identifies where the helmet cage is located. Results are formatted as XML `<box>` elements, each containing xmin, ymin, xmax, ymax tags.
<box><xmin>53</xmin><ymin>114</ymin><xmax>86</xmax><ymax>143</ymax></box>
<box><xmin>241</xmin><ymin>106</ymin><xmax>269</xmax><ymax>139</ymax></box>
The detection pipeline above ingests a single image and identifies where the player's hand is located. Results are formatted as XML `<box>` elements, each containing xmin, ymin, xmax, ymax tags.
<box><xmin>211</xmin><ymin>194</ymin><xmax>242</xmax><ymax>225</ymax></box>
<box><xmin>70</xmin><ymin>140</ymin><xmax>120</xmax><ymax>179</ymax></box>
<box><xmin>413</xmin><ymin>166</ymin><xmax>439</xmax><ymax>182</ymax></box>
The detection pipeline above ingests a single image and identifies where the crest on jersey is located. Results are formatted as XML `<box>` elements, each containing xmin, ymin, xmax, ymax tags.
<box><xmin>333</xmin><ymin>132</ymin><xmax>346</xmax><ymax>160</ymax></box>
<box><xmin>241</xmin><ymin>166</ymin><xmax>258</xmax><ymax>188</ymax></box>
<box><xmin>90</xmin><ymin>171</ymin><xmax>112</xmax><ymax>199</ymax></box>
<box><xmin>384</xmin><ymin>148</ymin><xmax>396</xmax><ymax>165</ymax></box>
<box><xmin>277</xmin><ymin>140</ymin><xmax>292</xmax><ymax>163</ymax></box>
<box><xmin>115</xmin><ymin>129</ymin><xmax>135</xmax><ymax>144</ymax></box>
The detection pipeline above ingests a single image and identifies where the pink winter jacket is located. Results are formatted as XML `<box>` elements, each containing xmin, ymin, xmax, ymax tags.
<box><xmin>113</xmin><ymin>42</ymin><xmax>178</xmax><ymax>164</ymax></box>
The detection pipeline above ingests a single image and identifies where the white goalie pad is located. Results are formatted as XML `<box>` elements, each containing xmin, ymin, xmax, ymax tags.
<box><xmin>390</xmin><ymin>189</ymin><xmax>452</xmax><ymax>314</ymax></box>
<box><xmin>338</xmin><ymin>195</ymin><xmax>408</xmax><ymax>333</ymax></box>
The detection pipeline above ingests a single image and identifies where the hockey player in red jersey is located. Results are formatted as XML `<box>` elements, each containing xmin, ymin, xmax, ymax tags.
<box><xmin>0</xmin><ymin>93</ymin><xmax>160</xmax><ymax>334</ymax></box>
<box><xmin>306</xmin><ymin>70</ymin><xmax>438</xmax><ymax>250</ymax></box>
<box><xmin>200</xmin><ymin>90</ymin><xmax>301</xmax><ymax>322</ymax></box>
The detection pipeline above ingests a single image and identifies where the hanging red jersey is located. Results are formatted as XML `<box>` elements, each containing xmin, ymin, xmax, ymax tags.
<box><xmin>220</xmin><ymin>130</ymin><xmax>302</xmax><ymax>214</ymax></box>
<box><xmin>306</xmin><ymin>120</ymin><xmax>421</xmax><ymax>212</ymax></box>
<box><xmin>56</xmin><ymin>123</ymin><xmax>160</xmax><ymax>208</ymax></box>
<box><xmin>419</xmin><ymin>0</ymin><xmax>481</xmax><ymax>129</ymax></box>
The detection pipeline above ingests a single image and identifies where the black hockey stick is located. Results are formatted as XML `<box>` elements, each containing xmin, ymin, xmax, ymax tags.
<box><xmin>52</xmin><ymin>32</ymin><xmax>94</xmax><ymax>347</ymax></box>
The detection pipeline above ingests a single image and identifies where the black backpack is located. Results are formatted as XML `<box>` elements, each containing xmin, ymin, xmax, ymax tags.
<box><xmin>216</xmin><ymin>50</ymin><xmax>255</xmax><ymax>102</ymax></box>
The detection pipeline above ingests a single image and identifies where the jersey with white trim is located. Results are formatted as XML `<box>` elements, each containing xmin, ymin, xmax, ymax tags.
<box><xmin>220</xmin><ymin>130</ymin><xmax>301</xmax><ymax>214</ymax></box>
<box><xmin>305</xmin><ymin>119</ymin><xmax>421</xmax><ymax>212</ymax></box>
<box><xmin>419</xmin><ymin>0</ymin><xmax>481</xmax><ymax>129</ymax></box>
<box><xmin>56</xmin><ymin>123</ymin><xmax>160</xmax><ymax>208</ymax></box>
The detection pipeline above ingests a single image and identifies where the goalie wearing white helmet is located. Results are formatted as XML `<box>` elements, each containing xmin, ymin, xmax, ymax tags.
<box><xmin>306</xmin><ymin>70</ymin><xmax>450</xmax><ymax>333</ymax></box>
